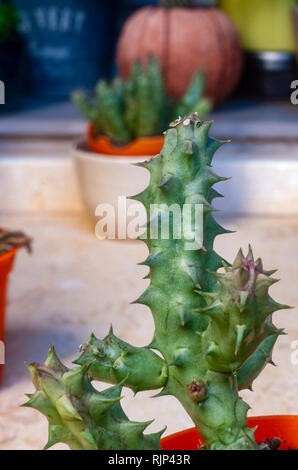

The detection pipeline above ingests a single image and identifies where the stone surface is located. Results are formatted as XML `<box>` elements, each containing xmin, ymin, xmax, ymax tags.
<box><xmin>0</xmin><ymin>100</ymin><xmax>297</xmax><ymax>140</ymax></box>
<box><xmin>0</xmin><ymin>212</ymin><xmax>297</xmax><ymax>450</ymax></box>
<box><xmin>1</xmin><ymin>141</ymin><xmax>298</xmax><ymax>215</ymax></box>
<box><xmin>0</xmin><ymin>100</ymin><xmax>297</xmax><ymax>216</ymax></box>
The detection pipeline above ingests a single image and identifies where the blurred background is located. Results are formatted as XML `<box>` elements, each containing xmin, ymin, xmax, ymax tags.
<box><xmin>0</xmin><ymin>0</ymin><xmax>298</xmax><ymax>450</ymax></box>
<box><xmin>0</xmin><ymin>0</ymin><xmax>297</xmax><ymax>106</ymax></box>
<box><xmin>0</xmin><ymin>0</ymin><xmax>297</xmax><ymax>104</ymax></box>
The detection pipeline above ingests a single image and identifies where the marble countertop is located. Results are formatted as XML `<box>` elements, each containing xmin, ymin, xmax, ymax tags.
<box><xmin>0</xmin><ymin>212</ymin><xmax>297</xmax><ymax>450</ymax></box>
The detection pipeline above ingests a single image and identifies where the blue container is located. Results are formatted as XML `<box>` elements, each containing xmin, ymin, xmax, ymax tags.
<box><xmin>13</xmin><ymin>0</ymin><xmax>115</xmax><ymax>98</ymax></box>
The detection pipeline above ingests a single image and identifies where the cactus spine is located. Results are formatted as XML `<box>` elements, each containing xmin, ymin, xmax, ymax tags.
<box><xmin>26</xmin><ymin>115</ymin><xmax>288</xmax><ymax>450</ymax></box>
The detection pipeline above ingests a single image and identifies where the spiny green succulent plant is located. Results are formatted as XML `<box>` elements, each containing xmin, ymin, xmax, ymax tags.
<box><xmin>26</xmin><ymin>114</ymin><xmax>288</xmax><ymax>450</ymax></box>
<box><xmin>24</xmin><ymin>347</ymin><xmax>163</xmax><ymax>450</ymax></box>
<box><xmin>72</xmin><ymin>57</ymin><xmax>211</xmax><ymax>145</ymax></box>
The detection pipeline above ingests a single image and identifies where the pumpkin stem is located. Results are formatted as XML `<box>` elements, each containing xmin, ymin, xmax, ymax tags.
<box><xmin>160</xmin><ymin>0</ymin><xmax>217</xmax><ymax>7</ymax></box>
<box><xmin>160</xmin><ymin>0</ymin><xmax>197</xmax><ymax>8</ymax></box>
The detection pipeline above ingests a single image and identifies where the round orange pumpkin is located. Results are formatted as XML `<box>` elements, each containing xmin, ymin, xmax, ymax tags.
<box><xmin>116</xmin><ymin>2</ymin><xmax>243</xmax><ymax>104</ymax></box>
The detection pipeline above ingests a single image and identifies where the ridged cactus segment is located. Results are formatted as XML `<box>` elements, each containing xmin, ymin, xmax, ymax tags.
<box><xmin>200</xmin><ymin>248</ymin><xmax>287</xmax><ymax>372</ymax></box>
<box><xmin>237</xmin><ymin>334</ymin><xmax>278</xmax><ymax>391</ymax></box>
<box><xmin>193</xmin><ymin>371</ymin><xmax>257</xmax><ymax>450</ymax></box>
<box><xmin>95</xmin><ymin>79</ymin><xmax>131</xmax><ymax>144</ymax></box>
<box><xmin>135</xmin><ymin>115</ymin><xmax>229</xmax><ymax>292</ymax></box>
<box><xmin>131</xmin><ymin>115</ymin><xmax>260</xmax><ymax>449</ymax></box>
<box><xmin>134</xmin><ymin>57</ymin><xmax>166</xmax><ymax>138</ymax></box>
<box><xmin>75</xmin><ymin>330</ymin><xmax>168</xmax><ymax>393</ymax></box>
<box><xmin>24</xmin><ymin>347</ymin><xmax>163</xmax><ymax>450</ymax></box>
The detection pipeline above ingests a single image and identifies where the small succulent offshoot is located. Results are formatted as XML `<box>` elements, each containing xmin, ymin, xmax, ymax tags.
<box><xmin>25</xmin><ymin>114</ymin><xmax>289</xmax><ymax>450</ymax></box>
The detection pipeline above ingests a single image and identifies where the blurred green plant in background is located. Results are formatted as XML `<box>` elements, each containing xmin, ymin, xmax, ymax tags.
<box><xmin>0</xmin><ymin>2</ymin><xmax>18</xmax><ymax>39</ymax></box>
<box><xmin>73</xmin><ymin>57</ymin><xmax>212</xmax><ymax>145</ymax></box>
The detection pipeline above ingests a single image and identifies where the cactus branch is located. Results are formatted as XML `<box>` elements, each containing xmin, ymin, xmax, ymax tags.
<box><xmin>24</xmin><ymin>347</ymin><xmax>163</xmax><ymax>450</ymax></box>
<box><xmin>237</xmin><ymin>334</ymin><xmax>279</xmax><ymax>391</ymax></box>
<box><xmin>74</xmin><ymin>331</ymin><xmax>168</xmax><ymax>393</ymax></box>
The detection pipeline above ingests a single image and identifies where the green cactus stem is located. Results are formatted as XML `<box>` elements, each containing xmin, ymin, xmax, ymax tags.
<box><xmin>75</xmin><ymin>115</ymin><xmax>287</xmax><ymax>450</ymax></box>
<box><xmin>0</xmin><ymin>229</ymin><xmax>32</xmax><ymax>255</ymax></box>
<box><xmin>26</xmin><ymin>114</ymin><xmax>288</xmax><ymax>450</ymax></box>
<box><xmin>94</xmin><ymin>79</ymin><xmax>131</xmax><ymax>144</ymax></box>
<box><xmin>24</xmin><ymin>347</ymin><xmax>163</xmax><ymax>450</ymax></box>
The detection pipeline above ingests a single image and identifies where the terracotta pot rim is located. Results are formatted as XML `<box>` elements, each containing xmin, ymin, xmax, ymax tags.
<box><xmin>73</xmin><ymin>140</ymin><xmax>153</xmax><ymax>164</ymax></box>
<box><xmin>0</xmin><ymin>246</ymin><xmax>18</xmax><ymax>263</ymax></box>
<box><xmin>161</xmin><ymin>415</ymin><xmax>298</xmax><ymax>450</ymax></box>
<box><xmin>0</xmin><ymin>245</ymin><xmax>18</xmax><ymax>383</ymax></box>
<box><xmin>86</xmin><ymin>123</ymin><xmax>164</xmax><ymax>157</ymax></box>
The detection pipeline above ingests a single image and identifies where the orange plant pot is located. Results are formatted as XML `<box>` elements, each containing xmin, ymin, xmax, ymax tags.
<box><xmin>87</xmin><ymin>124</ymin><xmax>164</xmax><ymax>157</ymax></box>
<box><xmin>0</xmin><ymin>248</ymin><xmax>17</xmax><ymax>384</ymax></box>
<box><xmin>161</xmin><ymin>416</ymin><xmax>298</xmax><ymax>450</ymax></box>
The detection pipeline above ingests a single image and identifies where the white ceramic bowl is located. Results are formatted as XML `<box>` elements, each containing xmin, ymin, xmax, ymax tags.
<box><xmin>72</xmin><ymin>142</ymin><xmax>151</xmax><ymax>239</ymax></box>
